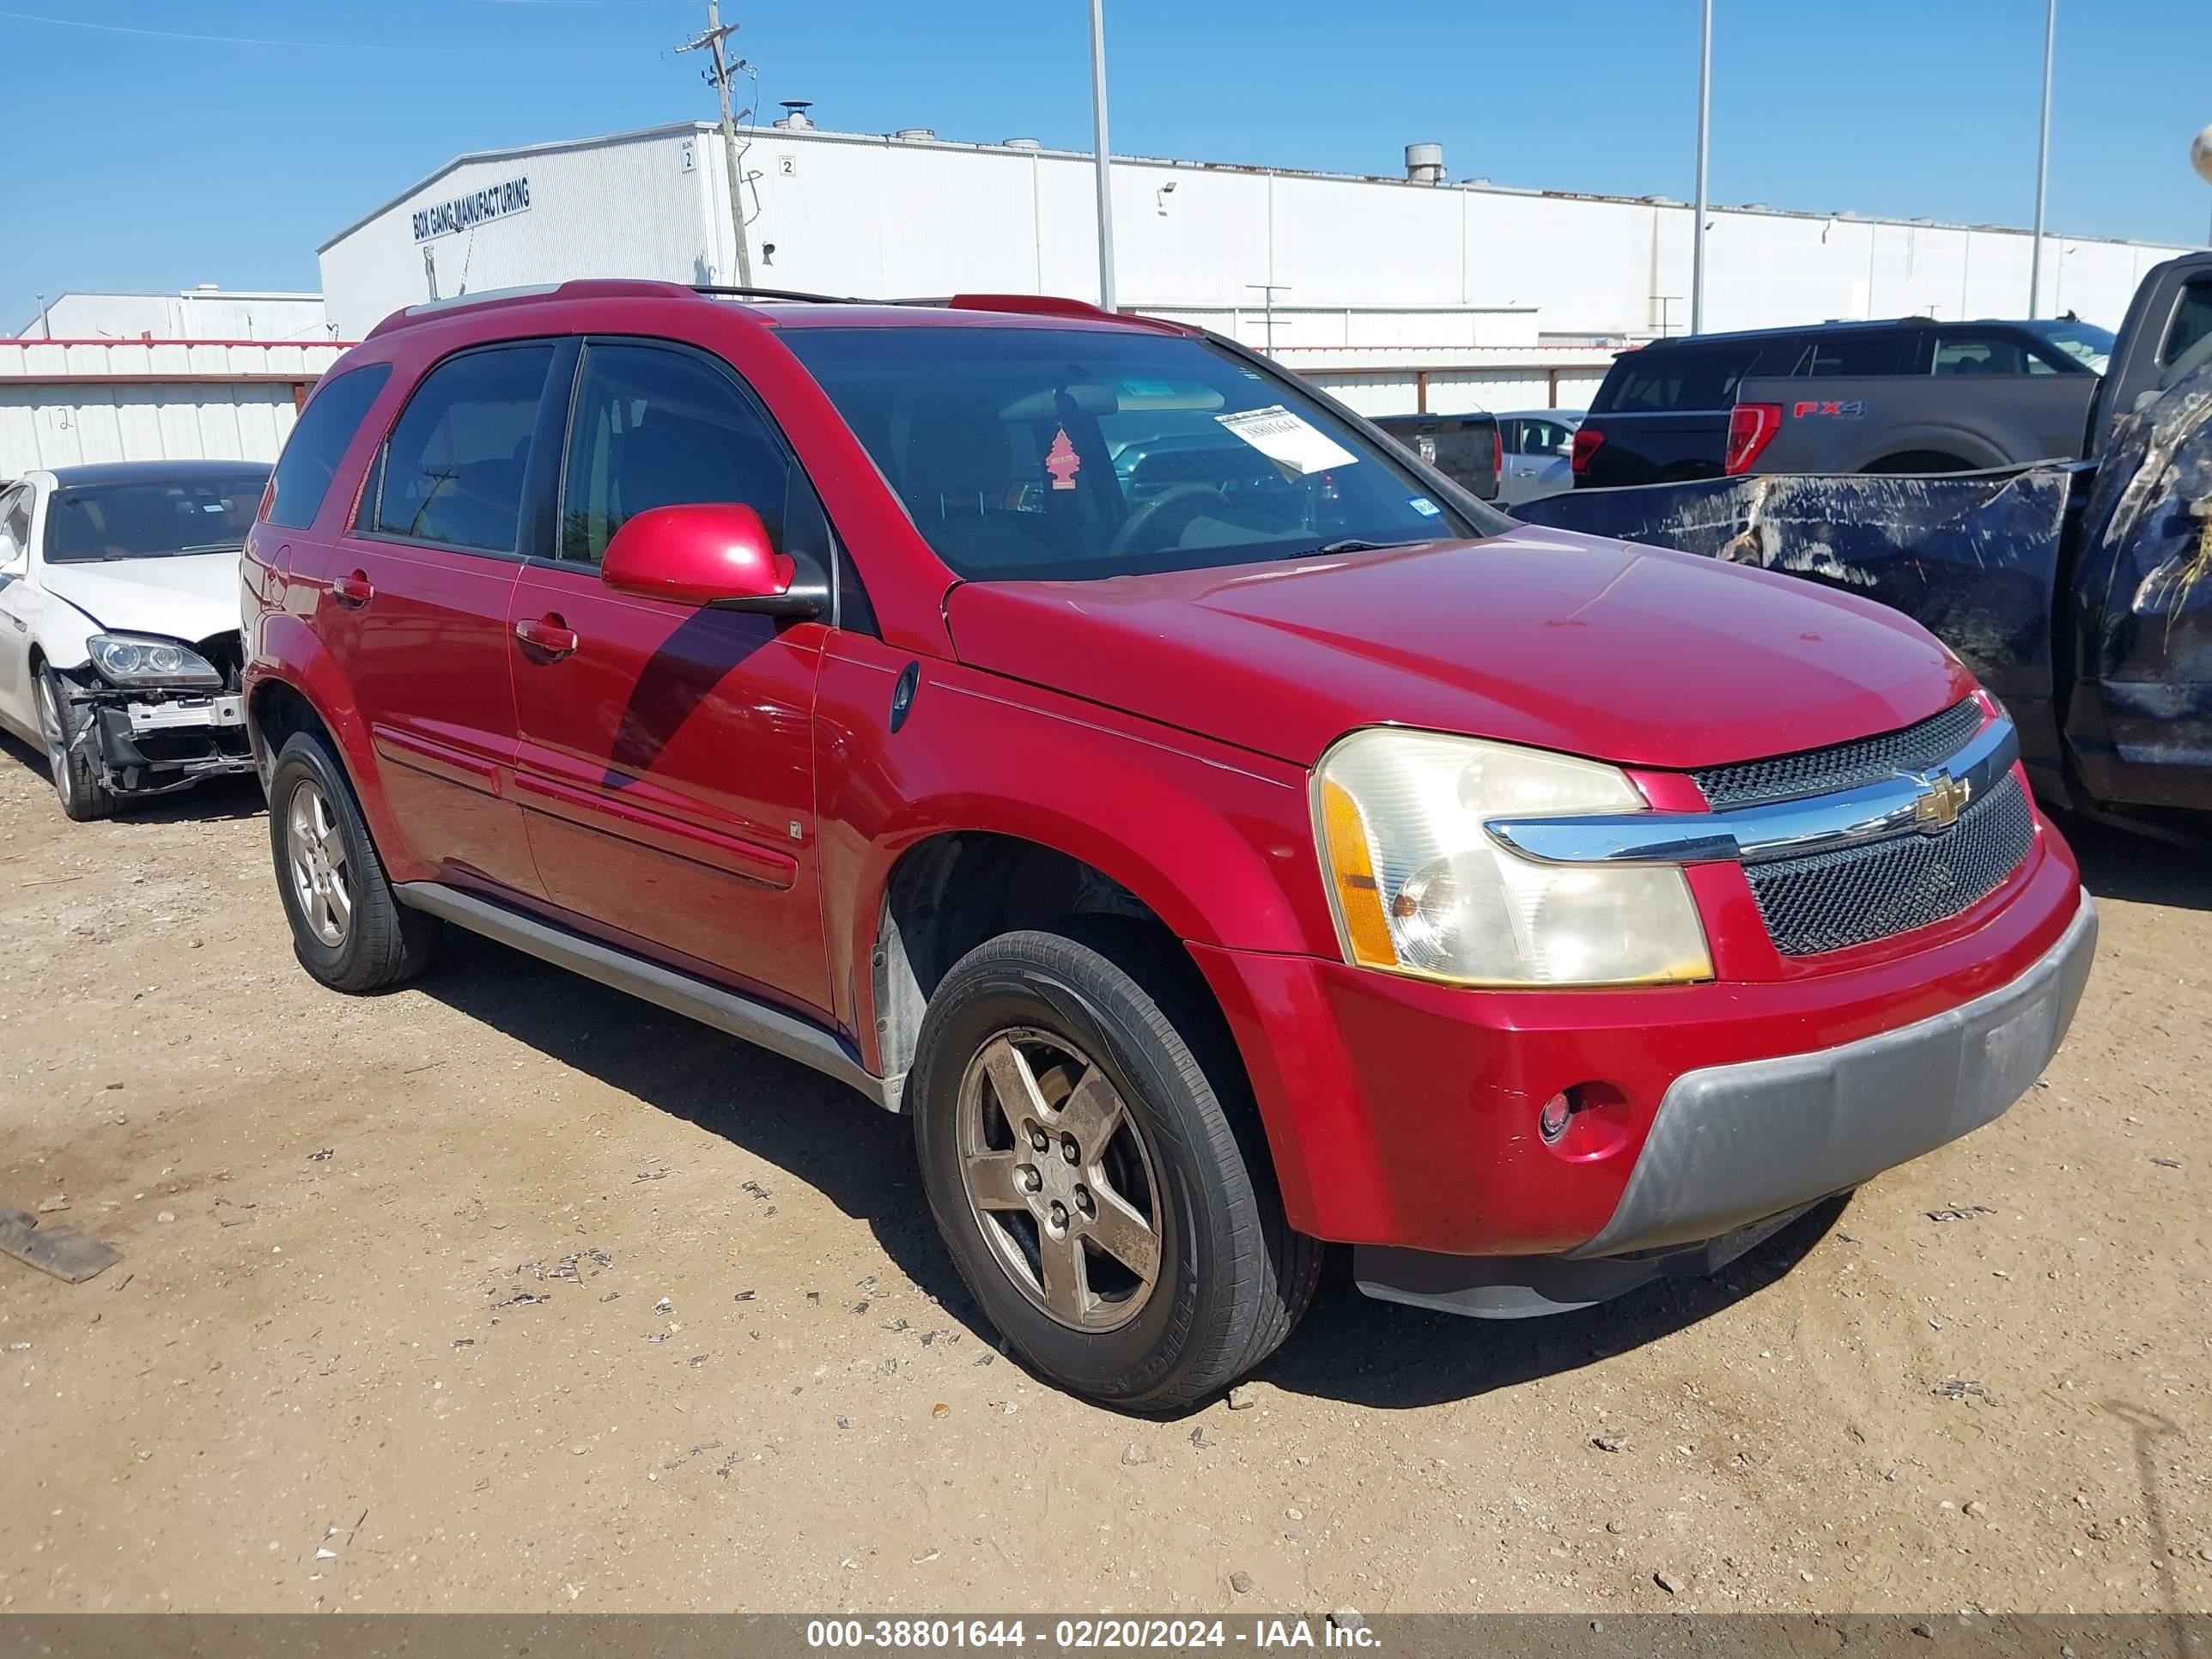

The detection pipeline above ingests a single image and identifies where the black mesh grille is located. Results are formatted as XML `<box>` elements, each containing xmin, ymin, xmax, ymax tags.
<box><xmin>1747</xmin><ymin>773</ymin><xmax>2036</xmax><ymax>956</ymax></box>
<box><xmin>1694</xmin><ymin>698</ymin><xmax>1987</xmax><ymax>808</ymax></box>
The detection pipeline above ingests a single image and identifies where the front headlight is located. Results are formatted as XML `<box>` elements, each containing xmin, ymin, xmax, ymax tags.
<box><xmin>1315</xmin><ymin>728</ymin><xmax>1712</xmax><ymax>987</ymax></box>
<box><xmin>86</xmin><ymin>633</ymin><xmax>223</xmax><ymax>689</ymax></box>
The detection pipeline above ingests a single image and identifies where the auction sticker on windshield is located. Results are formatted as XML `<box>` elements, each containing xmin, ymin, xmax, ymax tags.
<box><xmin>1215</xmin><ymin>404</ymin><xmax>1358</xmax><ymax>475</ymax></box>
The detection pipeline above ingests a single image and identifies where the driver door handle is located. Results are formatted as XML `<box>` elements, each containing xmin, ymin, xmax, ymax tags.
<box><xmin>514</xmin><ymin>614</ymin><xmax>580</xmax><ymax>659</ymax></box>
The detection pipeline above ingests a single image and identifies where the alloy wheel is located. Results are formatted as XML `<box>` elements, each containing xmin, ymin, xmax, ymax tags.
<box><xmin>956</xmin><ymin>1027</ymin><xmax>1164</xmax><ymax>1332</ymax></box>
<box><xmin>286</xmin><ymin>779</ymin><xmax>353</xmax><ymax>946</ymax></box>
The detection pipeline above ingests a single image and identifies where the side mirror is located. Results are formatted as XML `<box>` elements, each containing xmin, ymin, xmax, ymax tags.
<box><xmin>599</xmin><ymin>502</ymin><xmax>824</xmax><ymax>617</ymax></box>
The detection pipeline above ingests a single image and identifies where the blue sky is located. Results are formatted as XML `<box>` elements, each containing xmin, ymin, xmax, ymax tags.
<box><xmin>7</xmin><ymin>0</ymin><xmax>2209</xmax><ymax>333</ymax></box>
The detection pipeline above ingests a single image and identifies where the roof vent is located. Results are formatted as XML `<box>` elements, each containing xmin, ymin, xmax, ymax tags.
<box><xmin>773</xmin><ymin>100</ymin><xmax>814</xmax><ymax>131</ymax></box>
<box><xmin>1404</xmin><ymin>142</ymin><xmax>1445</xmax><ymax>185</ymax></box>
<box><xmin>893</xmin><ymin>127</ymin><xmax>936</xmax><ymax>143</ymax></box>
<box><xmin>1004</xmin><ymin>137</ymin><xmax>1042</xmax><ymax>149</ymax></box>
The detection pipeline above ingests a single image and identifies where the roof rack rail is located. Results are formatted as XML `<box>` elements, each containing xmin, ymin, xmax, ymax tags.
<box><xmin>365</xmin><ymin>278</ymin><xmax>697</xmax><ymax>339</ymax></box>
<box><xmin>897</xmin><ymin>293</ymin><xmax>1188</xmax><ymax>333</ymax></box>
<box><xmin>693</xmin><ymin>284</ymin><xmax>865</xmax><ymax>304</ymax></box>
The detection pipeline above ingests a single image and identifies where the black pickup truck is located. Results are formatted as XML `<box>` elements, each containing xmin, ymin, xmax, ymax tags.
<box><xmin>1524</xmin><ymin>251</ymin><xmax>2212</xmax><ymax>828</ymax></box>
<box><xmin>1571</xmin><ymin>255</ymin><xmax>2212</xmax><ymax>489</ymax></box>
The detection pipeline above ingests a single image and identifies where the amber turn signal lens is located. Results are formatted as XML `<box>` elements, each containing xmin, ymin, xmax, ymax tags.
<box><xmin>1321</xmin><ymin>779</ymin><xmax>1395</xmax><ymax>967</ymax></box>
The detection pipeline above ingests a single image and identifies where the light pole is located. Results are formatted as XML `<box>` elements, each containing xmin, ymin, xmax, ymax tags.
<box><xmin>1689</xmin><ymin>0</ymin><xmax>1711</xmax><ymax>335</ymax></box>
<box><xmin>2028</xmin><ymin>0</ymin><xmax>2054</xmax><ymax>319</ymax></box>
<box><xmin>1088</xmin><ymin>0</ymin><xmax>1118</xmax><ymax>313</ymax></box>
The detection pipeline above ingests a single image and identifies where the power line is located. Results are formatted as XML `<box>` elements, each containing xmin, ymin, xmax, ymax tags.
<box><xmin>0</xmin><ymin>6</ymin><xmax>577</xmax><ymax>52</ymax></box>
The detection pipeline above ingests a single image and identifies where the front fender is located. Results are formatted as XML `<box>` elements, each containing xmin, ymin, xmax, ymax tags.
<box><xmin>814</xmin><ymin>645</ymin><xmax>1336</xmax><ymax>1059</ymax></box>
<box><xmin>29</xmin><ymin>587</ymin><xmax>98</xmax><ymax>672</ymax></box>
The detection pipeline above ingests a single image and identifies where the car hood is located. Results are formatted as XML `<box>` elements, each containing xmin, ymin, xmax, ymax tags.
<box><xmin>40</xmin><ymin>551</ymin><xmax>242</xmax><ymax>643</ymax></box>
<box><xmin>942</xmin><ymin>526</ymin><xmax>1977</xmax><ymax>771</ymax></box>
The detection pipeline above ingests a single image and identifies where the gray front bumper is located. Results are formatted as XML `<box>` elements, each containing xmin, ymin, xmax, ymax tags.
<box><xmin>1356</xmin><ymin>890</ymin><xmax>2098</xmax><ymax>1320</ymax></box>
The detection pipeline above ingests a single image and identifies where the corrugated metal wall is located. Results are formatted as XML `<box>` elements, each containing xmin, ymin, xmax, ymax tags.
<box><xmin>0</xmin><ymin>384</ymin><xmax>301</xmax><ymax>475</ymax></box>
<box><xmin>1304</xmin><ymin>366</ymin><xmax>1612</xmax><ymax>417</ymax></box>
<box><xmin>0</xmin><ymin>341</ymin><xmax>346</xmax><ymax>479</ymax></box>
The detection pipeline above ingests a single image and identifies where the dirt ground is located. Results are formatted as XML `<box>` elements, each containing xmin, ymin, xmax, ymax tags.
<box><xmin>0</xmin><ymin>733</ymin><xmax>2205</xmax><ymax>1619</ymax></box>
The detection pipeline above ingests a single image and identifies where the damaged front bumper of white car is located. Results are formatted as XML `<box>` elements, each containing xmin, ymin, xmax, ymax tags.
<box><xmin>58</xmin><ymin>679</ymin><xmax>256</xmax><ymax>797</ymax></box>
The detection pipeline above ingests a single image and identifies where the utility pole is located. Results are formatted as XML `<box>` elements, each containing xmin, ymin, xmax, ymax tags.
<box><xmin>1088</xmin><ymin>0</ymin><xmax>1117</xmax><ymax>312</ymax></box>
<box><xmin>1689</xmin><ymin>0</ymin><xmax>1711</xmax><ymax>334</ymax></box>
<box><xmin>678</xmin><ymin>1</ymin><xmax>754</xmax><ymax>289</ymax></box>
<box><xmin>2028</xmin><ymin>0</ymin><xmax>2056</xmax><ymax>318</ymax></box>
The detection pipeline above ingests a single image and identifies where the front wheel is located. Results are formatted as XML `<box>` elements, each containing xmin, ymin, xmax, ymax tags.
<box><xmin>34</xmin><ymin>668</ymin><xmax>117</xmax><ymax>822</ymax></box>
<box><xmin>911</xmin><ymin>922</ymin><xmax>1321</xmax><ymax>1413</ymax></box>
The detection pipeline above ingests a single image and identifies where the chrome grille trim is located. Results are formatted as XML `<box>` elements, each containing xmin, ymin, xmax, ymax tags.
<box><xmin>1484</xmin><ymin>714</ymin><xmax>2018</xmax><ymax>869</ymax></box>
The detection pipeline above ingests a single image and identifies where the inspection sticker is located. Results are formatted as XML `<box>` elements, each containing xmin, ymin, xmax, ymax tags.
<box><xmin>1214</xmin><ymin>404</ymin><xmax>1358</xmax><ymax>475</ymax></box>
<box><xmin>1407</xmin><ymin>495</ymin><xmax>1443</xmax><ymax>518</ymax></box>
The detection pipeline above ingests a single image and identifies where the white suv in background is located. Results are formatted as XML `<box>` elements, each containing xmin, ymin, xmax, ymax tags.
<box><xmin>0</xmin><ymin>459</ymin><xmax>266</xmax><ymax>819</ymax></box>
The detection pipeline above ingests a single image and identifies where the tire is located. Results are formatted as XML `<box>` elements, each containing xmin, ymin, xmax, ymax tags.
<box><xmin>910</xmin><ymin>920</ymin><xmax>1322</xmax><ymax>1413</ymax></box>
<box><xmin>34</xmin><ymin>668</ymin><xmax>118</xmax><ymax>822</ymax></box>
<box><xmin>268</xmin><ymin>730</ymin><xmax>440</xmax><ymax>993</ymax></box>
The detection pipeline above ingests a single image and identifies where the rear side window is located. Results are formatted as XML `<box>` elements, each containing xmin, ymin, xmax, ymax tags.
<box><xmin>265</xmin><ymin>362</ymin><xmax>392</xmax><ymax>531</ymax></box>
<box><xmin>368</xmin><ymin>344</ymin><xmax>555</xmax><ymax>553</ymax></box>
<box><xmin>1596</xmin><ymin>342</ymin><xmax>1768</xmax><ymax>412</ymax></box>
<box><xmin>556</xmin><ymin>342</ymin><xmax>790</xmax><ymax>567</ymax></box>
<box><xmin>1794</xmin><ymin>332</ymin><xmax>1918</xmax><ymax>376</ymax></box>
<box><xmin>1932</xmin><ymin>332</ymin><xmax>2057</xmax><ymax>377</ymax></box>
<box><xmin>2160</xmin><ymin>279</ymin><xmax>2212</xmax><ymax>368</ymax></box>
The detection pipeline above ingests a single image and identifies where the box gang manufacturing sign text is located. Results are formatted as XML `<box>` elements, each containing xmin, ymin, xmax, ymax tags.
<box><xmin>412</xmin><ymin>176</ymin><xmax>532</xmax><ymax>243</ymax></box>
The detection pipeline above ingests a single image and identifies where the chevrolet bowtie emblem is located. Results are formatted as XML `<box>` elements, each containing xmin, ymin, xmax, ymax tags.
<box><xmin>1911</xmin><ymin>771</ymin><xmax>1970</xmax><ymax>833</ymax></box>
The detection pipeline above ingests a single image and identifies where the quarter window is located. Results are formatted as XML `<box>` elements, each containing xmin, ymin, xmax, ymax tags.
<box><xmin>370</xmin><ymin>344</ymin><xmax>554</xmax><ymax>553</ymax></box>
<box><xmin>2160</xmin><ymin>279</ymin><xmax>2212</xmax><ymax>368</ymax></box>
<box><xmin>556</xmin><ymin>342</ymin><xmax>790</xmax><ymax>567</ymax></box>
<box><xmin>267</xmin><ymin>362</ymin><xmax>392</xmax><ymax>530</ymax></box>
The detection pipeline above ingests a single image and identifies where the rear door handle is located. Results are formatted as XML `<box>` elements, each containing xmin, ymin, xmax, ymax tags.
<box><xmin>514</xmin><ymin>614</ymin><xmax>580</xmax><ymax>659</ymax></box>
<box><xmin>331</xmin><ymin>570</ymin><xmax>374</xmax><ymax>607</ymax></box>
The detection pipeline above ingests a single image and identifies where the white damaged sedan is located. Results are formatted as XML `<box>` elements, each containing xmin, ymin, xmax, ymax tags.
<box><xmin>0</xmin><ymin>460</ymin><xmax>267</xmax><ymax>819</ymax></box>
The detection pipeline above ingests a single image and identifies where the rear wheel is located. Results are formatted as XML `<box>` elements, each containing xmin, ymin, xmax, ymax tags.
<box><xmin>911</xmin><ymin>921</ymin><xmax>1321</xmax><ymax>1413</ymax></box>
<box><xmin>34</xmin><ymin>668</ymin><xmax>117</xmax><ymax>822</ymax></box>
<box><xmin>269</xmin><ymin>731</ymin><xmax>439</xmax><ymax>992</ymax></box>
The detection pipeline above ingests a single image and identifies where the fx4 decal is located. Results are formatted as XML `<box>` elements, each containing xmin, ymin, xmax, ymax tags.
<box><xmin>1791</xmin><ymin>399</ymin><xmax>1868</xmax><ymax>419</ymax></box>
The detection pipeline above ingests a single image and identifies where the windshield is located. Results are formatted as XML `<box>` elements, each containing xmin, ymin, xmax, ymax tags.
<box><xmin>2025</xmin><ymin>319</ymin><xmax>2117</xmax><ymax>374</ymax></box>
<box><xmin>781</xmin><ymin>325</ymin><xmax>1506</xmax><ymax>580</ymax></box>
<box><xmin>44</xmin><ymin>474</ymin><xmax>266</xmax><ymax>563</ymax></box>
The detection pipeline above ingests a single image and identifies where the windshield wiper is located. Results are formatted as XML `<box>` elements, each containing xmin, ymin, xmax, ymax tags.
<box><xmin>1310</xmin><ymin>537</ymin><xmax>1431</xmax><ymax>556</ymax></box>
<box><xmin>177</xmin><ymin>541</ymin><xmax>247</xmax><ymax>555</ymax></box>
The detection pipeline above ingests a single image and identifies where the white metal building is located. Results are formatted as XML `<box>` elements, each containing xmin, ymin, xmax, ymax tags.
<box><xmin>0</xmin><ymin>289</ymin><xmax>343</xmax><ymax>480</ymax></box>
<box><xmin>15</xmin><ymin>288</ymin><xmax>331</xmax><ymax>344</ymax></box>
<box><xmin>318</xmin><ymin>118</ymin><xmax>2199</xmax><ymax>416</ymax></box>
<box><xmin>0</xmin><ymin>338</ymin><xmax>348</xmax><ymax>480</ymax></box>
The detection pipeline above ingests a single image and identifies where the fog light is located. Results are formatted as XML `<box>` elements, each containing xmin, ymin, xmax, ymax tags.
<box><xmin>1537</xmin><ymin>1091</ymin><xmax>1572</xmax><ymax>1144</ymax></box>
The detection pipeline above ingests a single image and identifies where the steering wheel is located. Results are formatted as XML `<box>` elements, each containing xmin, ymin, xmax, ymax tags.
<box><xmin>1104</xmin><ymin>483</ymin><xmax>1236</xmax><ymax>560</ymax></box>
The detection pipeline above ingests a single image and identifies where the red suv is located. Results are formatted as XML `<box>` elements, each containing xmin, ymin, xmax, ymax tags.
<box><xmin>242</xmin><ymin>282</ymin><xmax>2096</xmax><ymax>1411</ymax></box>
